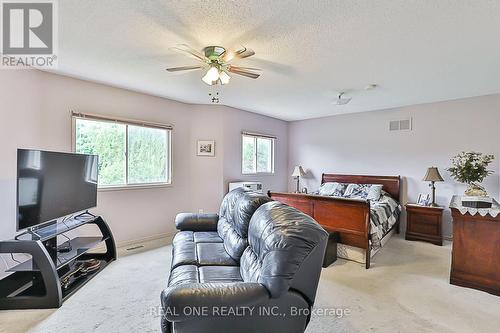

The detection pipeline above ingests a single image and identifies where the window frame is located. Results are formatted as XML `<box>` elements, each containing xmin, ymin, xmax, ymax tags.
<box><xmin>71</xmin><ymin>113</ymin><xmax>172</xmax><ymax>190</ymax></box>
<box><xmin>241</xmin><ymin>133</ymin><xmax>276</xmax><ymax>175</ymax></box>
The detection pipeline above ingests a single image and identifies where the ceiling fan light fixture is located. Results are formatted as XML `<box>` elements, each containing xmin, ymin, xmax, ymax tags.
<box><xmin>219</xmin><ymin>71</ymin><xmax>230</xmax><ymax>85</ymax></box>
<box><xmin>169</xmin><ymin>44</ymin><xmax>260</xmax><ymax>86</ymax></box>
<box><xmin>202</xmin><ymin>66</ymin><xmax>220</xmax><ymax>85</ymax></box>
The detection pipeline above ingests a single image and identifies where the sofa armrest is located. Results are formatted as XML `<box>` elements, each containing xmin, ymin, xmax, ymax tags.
<box><xmin>161</xmin><ymin>282</ymin><xmax>269</xmax><ymax>322</ymax></box>
<box><xmin>175</xmin><ymin>213</ymin><xmax>219</xmax><ymax>231</ymax></box>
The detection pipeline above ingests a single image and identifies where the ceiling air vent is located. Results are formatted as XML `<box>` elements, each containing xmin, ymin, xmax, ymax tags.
<box><xmin>389</xmin><ymin>118</ymin><xmax>412</xmax><ymax>131</ymax></box>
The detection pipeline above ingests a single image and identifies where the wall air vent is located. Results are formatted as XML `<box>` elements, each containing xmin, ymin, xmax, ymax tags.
<box><xmin>389</xmin><ymin>118</ymin><xmax>412</xmax><ymax>131</ymax></box>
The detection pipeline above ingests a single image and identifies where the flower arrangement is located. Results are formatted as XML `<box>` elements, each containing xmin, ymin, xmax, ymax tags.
<box><xmin>447</xmin><ymin>151</ymin><xmax>495</xmax><ymax>196</ymax></box>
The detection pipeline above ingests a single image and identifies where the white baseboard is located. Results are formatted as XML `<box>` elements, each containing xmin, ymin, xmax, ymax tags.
<box><xmin>92</xmin><ymin>232</ymin><xmax>175</xmax><ymax>255</ymax></box>
<box><xmin>116</xmin><ymin>232</ymin><xmax>175</xmax><ymax>249</ymax></box>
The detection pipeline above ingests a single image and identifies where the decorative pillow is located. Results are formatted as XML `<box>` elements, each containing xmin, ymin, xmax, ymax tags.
<box><xmin>343</xmin><ymin>183</ymin><xmax>382</xmax><ymax>200</ymax></box>
<box><xmin>319</xmin><ymin>182</ymin><xmax>340</xmax><ymax>196</ymax></box>
<box><xmin>333</xmin><ymin>183</ymin><xmax>348</xmax><ymax>197</ymax></box>
<box><xmin>343</xmin><ymin>184</ymin><xmax>363</xmax><ymax>198</ymax></box>
<box><xmin>318</xmin><ymin>182</ymin><xmax>347</xmax><ymax>197</ymax></box>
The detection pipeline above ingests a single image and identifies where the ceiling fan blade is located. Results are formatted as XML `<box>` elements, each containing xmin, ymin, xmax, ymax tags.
<box><xmin>171</xmin><ymin>44</ymin><xmax>207</xmax><ymax>62</ymax></box>
<box><xmin>166</xmin><ymin>65</ymin><xmax>203</xmax><ymax>72</ymax></box>
<box><xmin>228</xmin><ymin>65</ymin><xmax>262</xmax><ymax>72</ymax></box>
<box><xmin>235</xmin><ymin>48</ymin><xmax>255</xmax><ymax>60</ymax></box>
<box><xmin>222</xmin><ymin>46</ymin><xmax>256</xmax><ymax>62</ymax></box>
<box><xmin>228</xmin><ymin>67</ymin><xmax>261</xmax><ymax>79</ymax></box>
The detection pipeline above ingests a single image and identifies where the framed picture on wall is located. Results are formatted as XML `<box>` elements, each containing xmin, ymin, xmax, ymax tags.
<box><xmin>197</xmin><ymin>140</ymin><xmax>215</xmax><ymax>156</ymax></box>
<box><xmin>417</xmin><ymin>193</ymin><xmax>431</xmax><ymax>206</ymax></box>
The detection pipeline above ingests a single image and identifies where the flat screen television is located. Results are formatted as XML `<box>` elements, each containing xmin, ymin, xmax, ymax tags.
<box><xmin>17</xmin><ymin>149</ymin><xmax>98</xmax><ymax>231</ymax></box>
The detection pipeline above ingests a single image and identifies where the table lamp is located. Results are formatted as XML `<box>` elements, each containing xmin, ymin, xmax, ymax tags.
<box><xmin>292</xmin><ymin>166</ymin><xmax>306</xmax><ymax>193</ymax></box>
<box><xmin>423</xmin><ymin>167</ymin><xmax>444</xmax><ymax>207</ymax></box>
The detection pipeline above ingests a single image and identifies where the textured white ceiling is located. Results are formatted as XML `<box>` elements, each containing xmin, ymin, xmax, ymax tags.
<box><xmin>53</xmin><ymin>0</ymin><xmax>500</xmax><ymax>121</ymax></box>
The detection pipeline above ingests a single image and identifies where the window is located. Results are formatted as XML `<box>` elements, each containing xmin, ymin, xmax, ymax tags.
<box><xmin>242</xmin><ymin>132</ymin><xmax>275</xmax><ymax>174</ymax></box>
<box><xmin>73</xmin><ymin>114</ymin><xmax>171</xmax><ymax>188</ymax></box>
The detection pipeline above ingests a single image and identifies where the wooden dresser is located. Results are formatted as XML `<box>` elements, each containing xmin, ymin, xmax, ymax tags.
<box><xmin>450</xmin><ymin>207</ymin><xmax>500</xmax><ymax>296</ymax></box>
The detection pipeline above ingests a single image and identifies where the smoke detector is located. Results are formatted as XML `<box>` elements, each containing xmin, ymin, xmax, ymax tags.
<box><xmin>334</xmin><ymin>92</ymin><xmax>352</xmax><ymax>106</ymax></box>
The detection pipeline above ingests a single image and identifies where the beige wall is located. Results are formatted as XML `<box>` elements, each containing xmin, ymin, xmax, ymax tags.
<box><xmin>0</xmin><ymin>70</ymin><xmax>288</xmax><ymax>244</ymax></box>
<box><xmin>288</xmin><ymin>95</ymin><xmax>500</xmax><ymax>238</ymax></box>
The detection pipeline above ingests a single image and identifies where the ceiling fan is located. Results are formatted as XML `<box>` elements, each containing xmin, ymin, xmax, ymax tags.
<box><xmin>166</xmin><ymin>44</ymin><xmax>262</xmax><ymax>85</ymax></box>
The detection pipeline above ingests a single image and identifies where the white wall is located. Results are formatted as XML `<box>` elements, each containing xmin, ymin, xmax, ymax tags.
<box><xmin>222</xmin><ymin>106</ymin><xmax>288</xmax><ymax>196</ymax></box>
<box><xmin>288</xmin><ymin>95</ymin><xmax>500</xmax><ymax>238</ymax></box>
<box><xmin>2</xmin><ymin>69</ymin><xmax>497</xmax><ymax>245</ymax></box>
<box><xmin>0</xmin><ymin>70</ymin><xmax>288</xmax><ymax>245</ymax></box>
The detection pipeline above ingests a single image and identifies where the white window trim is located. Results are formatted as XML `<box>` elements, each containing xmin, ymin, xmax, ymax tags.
<box><xmin>71</xmin><ymin>112</ymin><xmax>173</xmax><ymax>190</ymax></box>
<box><xmin>241</xmin><ymin>132</ymin><xmax>276</xmax><ymax>175</ymax></box>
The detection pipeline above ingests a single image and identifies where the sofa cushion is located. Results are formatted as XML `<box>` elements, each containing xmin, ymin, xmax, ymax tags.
<box><xmin>171</xmin><ymin>231</ymin><xmax>235</xmax><ymax>269</ymax></box>
<box><xmin>218</xmin><ymin>189</ymin><xmax>272</xmax><ymax>261</ymax></box>
<box><xmin>240</xmin><ymin>201</ymin><xmax>328</xmax><ymax>300</ymax></box>
<box><xmin>168</xmin><ymin>265</ymin><xmax>198</xmax><ymax>287</ymax></box>
<box><xmin>193</xmin><ymin>231</ymin><xmax>223</xmax><ymax>243</ymax></box>
<box><xmin>173</xmin><ymin>231</ymin><xmax>194</xmax><ymax>244</ymax></box>
<box><xmin>196</xmin><ymin>243</ymin><xmax>238</xmax><ymax>266</ymax></box>
<box><xmin>199</xmin><ymin>266</ymin><xmax>242</xmax><ymax>283</ymax></box>
<box><xmin>171</xmin><ymin>234</ymin><xmax>197</xmax><ymax>269</ymax></box>
<box><xmin>168</xmin><ymin>265</ymin><xmax>242</xmax><ymax>288</ymax></box>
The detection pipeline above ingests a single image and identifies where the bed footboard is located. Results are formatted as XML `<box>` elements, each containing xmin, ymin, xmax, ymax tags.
<box><xmin>268</xmin><ymin>191</ymin><xmax>372</xmax><ymax>268</ymax></box>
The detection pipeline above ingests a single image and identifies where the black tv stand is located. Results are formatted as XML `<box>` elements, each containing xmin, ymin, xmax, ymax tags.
<box><xmin>74</xmin><ymin>210</ymin><xmax>96</xmax><ymax>219</ymax></box>
<box><xmin>0</xmin><ymin>215</ymin><xmax>116</xmax><ymax>309</ymax></box>
<box><xmin>57</xmin><ymin>241</ymin><xmax>72</xmax><ymax>253</ymax></box>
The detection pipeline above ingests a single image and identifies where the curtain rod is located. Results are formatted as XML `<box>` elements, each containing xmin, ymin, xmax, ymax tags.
<box><xmin>71</xmin><ymin>111</ymin><xmax>174</xmax><ymax>130</ymax></box>
<box><xmin>242</xmin><ymin>131</ymin><xmax>277</xmax><ymax>140</ymax></box>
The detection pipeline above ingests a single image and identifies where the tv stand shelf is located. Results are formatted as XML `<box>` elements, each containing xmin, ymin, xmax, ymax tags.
<box><xmin>15</xmin><ymin>214</ymin><xmax>97</xmax><ymax>242</ymax></box>
<box><xmin>7</xmin><ymin>236</ymin><xmax>109</xmax><ymax>272</ymax></box>
<box><xmin>0</xmin><ymin>216</ymin><xmax>116</xmax><ymax>309</ymax></box>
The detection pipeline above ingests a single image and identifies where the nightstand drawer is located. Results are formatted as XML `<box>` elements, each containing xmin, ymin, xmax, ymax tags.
<box><xmin>408</xmin><ymin>218</ymin><xmax>439</xmax><ymax>235</ymax></box>
<box><xmin>413</xmin><ymin>213</ymin><xmax>440</xmax><ymax>225</ymax></box>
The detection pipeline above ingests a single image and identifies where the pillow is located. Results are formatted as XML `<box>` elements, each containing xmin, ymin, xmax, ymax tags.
<box><xmin>333</xmin><ymin>183</ymin><xmax>348</xmax><ymax>196</ymax></box>
<box><xmin>319</xmin><ymin>182</ymin><xmax>340</xmax><ymax>196</ymax></box>
<box><xmin>318</xmin><ymin>182</ymin><xmax>347</xmax><ymax>197</ymax></box>
<box><xmin>343</xmin><ymin>183</ymin><xmax>383</xmax><ymax>200</ymax></box>
<box><xmin>343</xmin><ymin>184</ymin><xmax>364</xmax><ymax>198</ymax></box>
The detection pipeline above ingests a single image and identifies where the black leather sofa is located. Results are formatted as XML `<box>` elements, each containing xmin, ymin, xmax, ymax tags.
<box><xmin>161</xmin><ymin>188</ymin><xmax>328</xmax><ymax>333</ymax></box>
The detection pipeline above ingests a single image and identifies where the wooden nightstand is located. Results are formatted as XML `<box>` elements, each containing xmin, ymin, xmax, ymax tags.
<box><xmin>405</xmin><ymin>204</ymin><xmax>444</xmax><ymax>246</ymax></box>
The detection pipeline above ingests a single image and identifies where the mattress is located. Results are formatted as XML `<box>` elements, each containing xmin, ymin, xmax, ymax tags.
<box><xmin>338</xmin><ymin>228</ymin><xmax>396</xmax><ymax>264</ymax></box>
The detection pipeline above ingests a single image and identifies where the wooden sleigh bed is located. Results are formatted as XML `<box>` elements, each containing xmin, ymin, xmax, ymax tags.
<box><xmin>268</xmin><ymin>174</ymin><xmax>401</xmax><ymax>269</ymax></box>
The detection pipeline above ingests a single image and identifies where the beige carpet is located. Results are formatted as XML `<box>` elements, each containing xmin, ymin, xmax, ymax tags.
<box><xmin>0</xmin><ymin>236</ymin><xmax>499</xmax><ymax>333</ymax></box>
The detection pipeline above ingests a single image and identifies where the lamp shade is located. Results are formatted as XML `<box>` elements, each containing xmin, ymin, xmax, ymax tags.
<box><xmin>423</xmin><ymin>167</ymin><xmax>444</xmax><ymax>182</ymax></box>
<box><xmin>292</xmin><ymin>166</ymin><xmax>306</xmax><ymax>178</ymax></box>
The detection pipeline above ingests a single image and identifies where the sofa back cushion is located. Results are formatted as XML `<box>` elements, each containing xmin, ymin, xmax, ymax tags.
<box><xmin>240</xmin><ymin>201</ymin><xmax>328</xmax><ymax>304</ymax></box>
<box><xmin>218</xmin><ymin>188</ymin><xmax>272</xmax><ymax>261</ymax></box>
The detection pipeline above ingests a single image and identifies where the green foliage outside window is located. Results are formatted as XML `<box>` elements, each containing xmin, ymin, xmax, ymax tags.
<box><xmin>242</xmin><ymin>135</ymin><xmax>274</xmax><ymax>174</ymax></box>
<box><xmin>75</xmin><ymin>118</ymin><xmax>169</xmax><ymax>187</ymax></box>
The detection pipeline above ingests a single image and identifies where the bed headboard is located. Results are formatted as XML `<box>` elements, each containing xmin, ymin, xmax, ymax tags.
<box><xmin>321</xmin><ymin>174</ymin><xmax>401</xmax><ymax>201</ymax></box>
